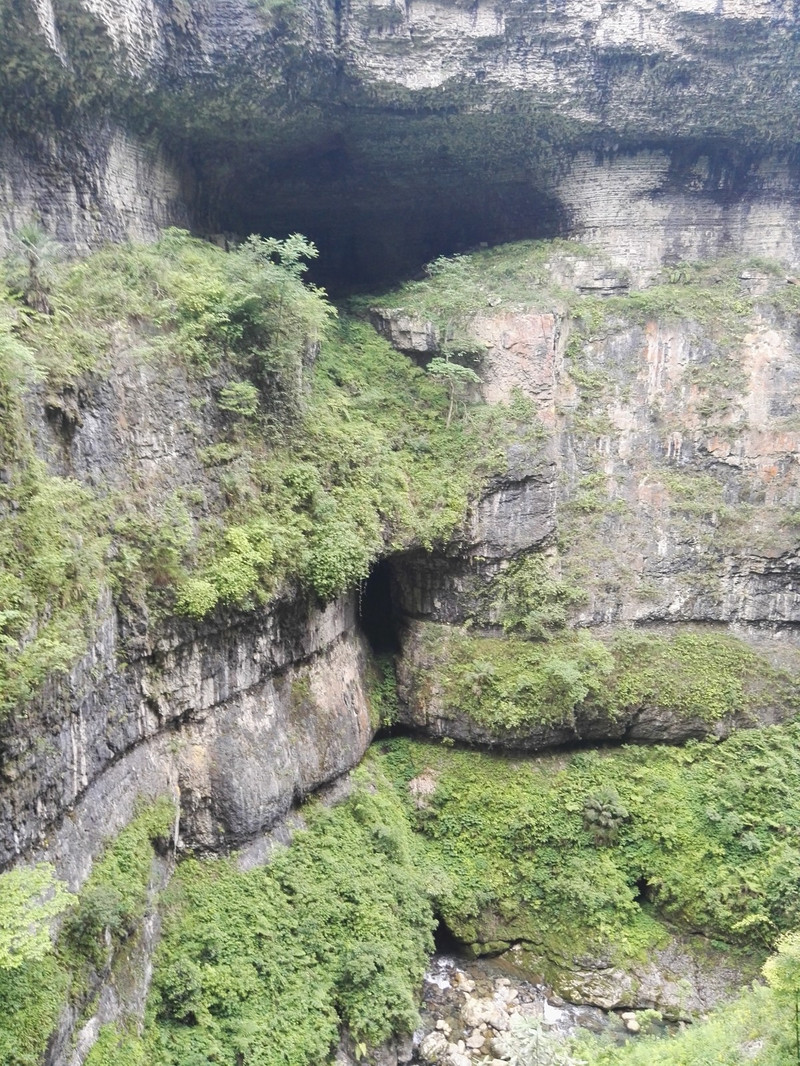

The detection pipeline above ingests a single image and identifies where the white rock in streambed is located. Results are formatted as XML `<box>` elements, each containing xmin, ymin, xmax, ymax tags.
<box><xmin>461</xmin><ymin>995</ymin><xmax>511</xmax><ymax>1031</ymax></box>
<box><xmin>420</xmin><ymin>1031</ymin><xmax>449</xmax><ymax>1063</ymax></box>
<box><xmin>446</xmin><ymin>1046</ymin><xmax>472</xmax><ymax>1066</ymax></box>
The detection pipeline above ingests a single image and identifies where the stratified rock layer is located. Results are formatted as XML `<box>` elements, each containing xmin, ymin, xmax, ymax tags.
<box><xmin>6</xmin><ymin>0</ymin><xmax>800</xmax><ymax>284</ymax></box>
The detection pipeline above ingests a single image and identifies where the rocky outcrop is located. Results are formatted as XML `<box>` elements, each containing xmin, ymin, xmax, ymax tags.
<box><xmin>377</xmin><ymin>260</ymin><xmax>800</xmax><ymax>633</ymax></box>
<box><xmin>0</xmin><ymin>344</ymin><xmax>378</xmax><ymax>885</ymax></box>
<box><xmin>6</xmin><ymin>0</ymin><xmax>800</xmax><ymax>286</ymax></box>
<box><xmin>369</xmin><ymin>251</ymin><xmax>800</xmax><ymax>747</ymax></box>
<box><xmin>0</xmin><ymin>127</ymin><xmax>188</xmax><ymax>255</ymax></box>
<box><xmin>0</xmin><ymin>586</ymin><xmax>375</xmax><ymax>885</ymax></box>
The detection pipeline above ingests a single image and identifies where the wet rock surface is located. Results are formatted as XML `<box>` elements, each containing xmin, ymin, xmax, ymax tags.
<box><xmin>407</xmin><ymin>954</ymin><xmax>647</xmax><ymax>1065</ymax></box>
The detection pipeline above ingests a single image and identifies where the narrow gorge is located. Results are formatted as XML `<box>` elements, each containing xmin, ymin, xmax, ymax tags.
<box><xmin>2</xmin><ymin>1</ymin><xmax>800</xmax><ymax>1064</ymax></box>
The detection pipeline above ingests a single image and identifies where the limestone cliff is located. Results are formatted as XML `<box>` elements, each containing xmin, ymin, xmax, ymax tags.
<box><xmin>371</xmin><ymin>248</ymin><xmax>800</xmax><ymax>747</ymax></box>
<box><xmin>5</xmin><ymin>0</ymin><xmax>800</xmax><ymax>285</ymax></box>
<box><xmin>2</xmin><ymin>3</ymin><xmax>800</xmax><ymax>1058</ymax></box>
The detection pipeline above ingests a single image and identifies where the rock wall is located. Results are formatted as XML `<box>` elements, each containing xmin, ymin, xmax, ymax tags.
<box><xmin>7</xmin><ymin>0</ymin><xmax>800</xmax><ymax>281</ymax></box>
<box><xmin>0</xmin><ymin>343</ymin><xmax>377</xmax><ymax>885</ymax></box>
<box><xmin>0</xmin><ymin>127</ymin><xmax>189</xmax><ymax>256</ymax></box>
<box><xmin>0</xmin><ymin>583</ymin><xmax>375</xmax><ymax>885</ymax></box>
<box><xmin>371</xmin><ymin>253</ymin><xmax>800</xmax><ymax>745</ymax></box>
<box><xmin>378</xmin><ymin>266</ymin><xmax>800</xmax><ymax>633</ymax></box>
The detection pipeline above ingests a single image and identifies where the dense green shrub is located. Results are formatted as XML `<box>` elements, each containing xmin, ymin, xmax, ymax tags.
<box><xmin>375</xmin><ymin>726</ymin><xmax>800</xmax><ymax>960</ymax></box>
<box><xmin>417</xmin><ymin>623</ymin><xmax>798</xmax><ymax>733</ymax></box>
<box><xmin>136</xmin><ymin>779</ymin><xmax>435</xmax><ymax>1065</ymax></box>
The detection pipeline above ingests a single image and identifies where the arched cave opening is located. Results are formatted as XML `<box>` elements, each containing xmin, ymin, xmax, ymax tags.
<box><xmin>194</xmin><ymin>126</ymin><xmax>569</xmax><ymax>295</ymax></box>
<box><xmin>359</xmin><ymin>559</ymin><xmax>401</xmax><ymax>654</ymax></box>
<box><xmin>433</xmin><ymin>915</ymin><xmax>464</xmax><ymax>955</ymax></box>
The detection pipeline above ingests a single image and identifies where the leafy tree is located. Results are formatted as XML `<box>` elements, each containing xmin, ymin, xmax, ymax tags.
<box><xmin>425</xmin><ymin>355</ymin><xmax>481</xmax><ymax>427</ymax></box>
<box><xmin>0</xmin><ymin>864</ymin><xmax>74</xmax><ymax>969</ymax></box>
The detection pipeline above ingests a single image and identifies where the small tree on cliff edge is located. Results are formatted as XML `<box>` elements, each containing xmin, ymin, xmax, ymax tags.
<box><xmin>426</xmin><ymin>354</ymin><xmax>481</xmax><ymax>427</ymax></box>
<box><xmin>6</xmin><ymin>223</ymin><xmax>63</xmax><ymax>314</ymax></box>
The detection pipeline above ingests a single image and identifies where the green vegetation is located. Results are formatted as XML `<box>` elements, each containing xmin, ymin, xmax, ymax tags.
<box><xmin>63</xmin><ymin>798</ymin><xmax>175</xmax><ymax>969</ymax></box>
<box><xmin>353</xmin><ymin>239</ymin><xmax>590</xmax><ymax>333</ymax></box>
<box><xmin>84</xmin><ymin>1023</ymin><xmax>148</xmax><ymax>1066</ymax></box>
<box><xmin>0</xmin><ymin>864</ymin><xmax>74</xmax><ymax>969</ymax></box>
<box><xmin>122</xmin><ymin>776</ymin><xmax>435</xmax><ymax>1066</ymax></box>
<box><xmin>374</xmin><ymin>725</ymin><xmax>800</xmax><ymax>967</ymax></box>
<box><xmin>0</xmin><ymin>800</ymin><xmax>174</xmax><ymax>1066</ymax></box>
<box><xmin>0</xmin><ymin>229</ymin><xmax>535</xmax><ymax>716</ymax></box>
<box><xmin>366</xmin><ymin>653</ymin><xmax>399</xmax><ymax>728</ymax></box>
<box><xmin>0</xmin><ymin>279</ymin><xmax>110</xmax><ymax>719</ymax></box>
<box><xmin>415</xmin><ymin>622</ymin><xmax>798</xmax><ymax>733</ymax></box>
<box><xmin>361</xmin><ymin>243</ymin><xmax>771</xmax><ymax>346</ymax></box>
<box><xmin>12</xmin><ymin>731</ymin><xmax>800</xmax><ymax>1065</ymax></box>
<box><xmin>0</xmin><ymin>954</ymin><xmax>70</xmax><ymax>1066</ymax></box>
<box><xmin>426</xmin><ymin>355</ymin><xmax>482</xmax><ymax>427</ymax></box>
<box><xmin>423</xmin><ymin>625</ymin><xmax>615</xmax><ymax>732</ymax></box>
<box><xmin>484</xmin><ymin>554</ymin><xmax>587</xmax><ymax>638</ymax></box>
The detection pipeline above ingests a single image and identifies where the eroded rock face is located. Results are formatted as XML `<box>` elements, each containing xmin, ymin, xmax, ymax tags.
<box><xmin>372</xmin><ymin>256</ymin><xmax>800</xmax><ymax>747</ymax></box>
<box><xmin>0</xmin><ymin>128</ymin><xmax>189</xmax><ymax>256</ymax></box>
<box><xmin>0</xmin><ymin>586</ymin><xmax>375</xmax><ymax>885</ymax></box>
<box><xmin>0</xmin><ymin>349</ymin><xmax>377</xmax><ymax>884</ymax></box>
<box><xmin>6</xmin><ymin>0</ymin><xmax>800</xmax><ymax>285</ymax></box>
<box><xmin>380</xmin><ymin>270</ymin><xmax>800</xmax><ymax>632</ymax></box>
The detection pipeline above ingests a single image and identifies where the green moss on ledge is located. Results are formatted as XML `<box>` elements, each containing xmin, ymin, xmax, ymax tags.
<box><xmin>411</xmin><ymin>623</ymin><xmax>799</xmax><ymax>733</ymax></box>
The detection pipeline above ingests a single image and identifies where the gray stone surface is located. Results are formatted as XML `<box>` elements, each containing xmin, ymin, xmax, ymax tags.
<box><xmin>6</xmin><ymin>0</ymin><xmax>800</xmax><ymax>279</ymax></box>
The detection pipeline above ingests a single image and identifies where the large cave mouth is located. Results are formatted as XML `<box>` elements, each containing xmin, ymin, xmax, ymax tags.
<box><xmin>194</xmin><ymin>119</ymin><xmax>570</xmax><ymax>295</ymax></box>
<box><xmin>359</xmin><ymin>559</ymin><xmax>401</xmax><ymax>654</ymax></box>
<box><xmin>223</xmin><ymin>180</ymin><xmax>566</xmax><ymax>296</ymax></box>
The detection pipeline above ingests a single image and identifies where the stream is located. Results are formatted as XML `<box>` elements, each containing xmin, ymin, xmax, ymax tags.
<box><xmin>408</xmin><ymin>950</ymin><xmax>670</xmax><ymax>1064</ymax></box>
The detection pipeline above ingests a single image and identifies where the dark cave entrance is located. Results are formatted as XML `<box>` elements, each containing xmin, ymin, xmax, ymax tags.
<box><xmin>634</xmin><ymin>877</ymin><xmax>653</xmax><ymax>905</ymax></box>
<box><xmin>194</xmin><ymin>120</ymin><xmax>569</xmax><ymax>295</ymax></box>
<box><xmin>222</xmin><ymin>177</ymin><xmax>567</xmax><ymax>295</ymax></box>
<box><xmin>359</xmin><ymin>559</ymin><xmax>400</xmax><ymax>654</ymax></box>
<box><xmin>433</xmin><ymin>916</ymin><xmax>464</xmax><ymax>955</ymax></box>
